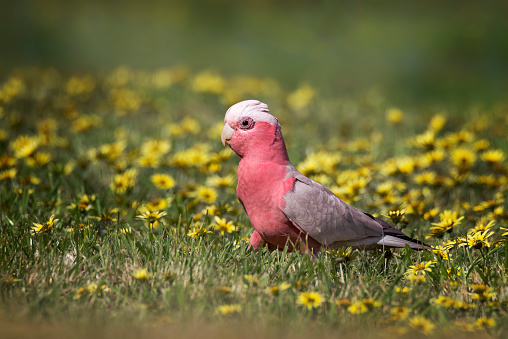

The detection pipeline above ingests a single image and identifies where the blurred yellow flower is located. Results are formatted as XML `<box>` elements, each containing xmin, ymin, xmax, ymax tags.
<box><xmin>475</xmin><ymin>317</ymin><xmax>496</xmax><ymax>329</ymax></box>
<box><xmin>335</xmin><ymin>298</ymin><xmax>352</xmax><ymax>308</ymax></box>
<box><xmin>412</xmin><ymin>130</ymin><xmax>435</xmax><ymax>150</ymax></box>
<box><xmin>66</xmin><ymin>75</ymin><xmax>95</xmax><ymax>95</ymax></box>
<box><xmin>216</xmin><ymin>304</ymin><xmax>241</xmax><ymax>315</ymax></box>
<box><xmin>395</xmin><ymin>286</ymin><xmax>410</xmax><ymax>294</ymax></box>
<box><xmin>72</xmin><ymin>115</ymin><xmax>102</xmax><ymax>133</ymax></box>
<box><xmin>386</xmin><ymin>108</ymin><xmax>404</xmax><ymax>124</ymax></box>
<box><xmin>429</xmin><ymin>114</ymin><xmax>446</xmax><ymax>131</ymax></box>
<box><xmin>389</xmin><ymin>306</ymin><xmax>409</xmax><ymax>320</ymax></box>
<box><xmin>288</xmin><ymin>84</ymin><xmax>315</xmax><ymax>110</ymax></box>
<box><xmin>347</xmin><ymin>301</ymin><xmax>367</xmax><ymax>314</ymax></box>
<box><xmin>131</xmin><ymin>268</ymin><xmax>152</xmax><ymax>282</ymax></box>
<box><xmin>144</xmin><ymin>197</ymin><xmax>172</xmax><ymax>211</ymax></box>
<box><xmin>413</xmin><ymin>171</ymin><xmax>436</xmax><ymax>185</ymax></box>
<box><xmin>192</xmin><ymin>186</ymin><xmax>218</xmax><ymax>204</ymax></box>
<box><xmin>268</xmin><ymin>282</ymin><xmax>291</xmax><ymax>296</ymax></box>
<box><xmin>206</xmin><ymin>174</ymin><xmax>235</xmax><ymax>188</ymax></box>
<box><xmin>111</xmin><ymin>169</ymin><xmax>138</xmax><ymax>194</ymax></box>
<box><xmin>181</xmin><ymin>117</ymin><xmax>201</xmax><ymax>134</ymax></box>
<box><xmin>141</xmin><ymin>139</ymin><xmax>171</xmax><ymax>156</ymax></box>
<box><xmin>192</xmin><ymin>71</ymin><xmax>225</xmax><ymax>94</ymax></box>
<box><xmin>10</xmin><ymin>135</ymin><xmax>39</xmax><ymax>158</ymax></box>
<box><xmin>151</xmin><ymin>173</ymin><xmax>176</xmax><ymax>190</ymax></box>
<box><xmin>243</xmin><ymin>274</ymin><xmax>259</xmax><ymax>284</ymax></box>
<box><xmin>0</xmin><ymin>168</ymin><xmax>17</xmax><ymax>181</ymax></box>
<box><xmin>473</xmin><ymin>139</ymin><xmax>490</xmax><ymax>151</ymax></box>
<box><xmin>450</xmin><ymin>147</ymin><xmax>476</xmax><ymax>170</ymax></box>
<box><xmin>297</xmin><ymin>291</ymin><xmax>323</xmax><ymax>310</ymax></box>
<box><xmin>361</xmin><ymin>298</ymin><xmax>381</xmax><ymax>310</ymax></box>
<box><xmin>481</xmin><ymin>149</ymin><xmax>505</xmax><ymax>164</ymax></box>
<box><xmin>409</xmin><ymin>316</ymin><xmax>435</xmax><ymax>334</ymax></box>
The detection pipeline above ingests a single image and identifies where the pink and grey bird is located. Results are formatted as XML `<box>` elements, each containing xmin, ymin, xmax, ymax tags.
<box><xmin>221</xmin><ymin>100</ymin><xmax>430</xmax><ymax>255</ymax></box>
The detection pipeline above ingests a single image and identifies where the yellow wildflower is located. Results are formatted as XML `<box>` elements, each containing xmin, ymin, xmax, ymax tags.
<box><xmin>287</xmin><ymin>84</ymin><xmax>315</xmax><ymax>110</ymax></box>
<box><xmin>26</xmin><ymin>151</ymin><xmax>52</xmax><ymax>167</ymax></box>
<box><xmin>297</xmin><ymin>291</ymin><xmax>323</xmax><ymax>310</ymax></box>
<box><xmin>404</xmin><ymin>261</ymin><xmax>434</xmax><ymax>278</ymax></box>
<box><xmin>460</xmin><ymin>230</ymin><xmax>494</xmax><ymax>249</ymax></box>
<box><xmin>140</xmin><ymin>139</ymin><xmax>171</xmax><ymax>156</ymax></box>
<box><xmin>151</xmin><ymin>173</ymin><xmax>176</xmax><ymax>190</ymax></box>
<box><xmin>211</xmin><ymin>216</ymin><xmax>236</xmax><ymax>235</ymax></box>
<box><xmin>110</xmin><ymin>169</ymin><xmax>138</xmax><ymax>194</ymax></box>
<box><xmin>137</xmin><ymin>153</ymin><xmax>160</xmax><ymax>168</ymax></box>
<box><xmin>413</xmin><ymin>171</ymin><xmax>436</xmax><ymax>185</ymax></box>
<box><xmin>395</xmin><ymin>286</ymin><xmax>410</xmax><ymax>294</ymax></box>
<box><xmin>389</xmin><ymin>306</ymin><xmax>409</xmax><ymax>320</ymax></box>
<box><xmin>206</xmin><ymin>174</ymin><xmax>235</xmax><ymax>188</ymax></box>
<box><xmin>31</xmin><ymin>215</ymin><xmax>59</xmax><ymax>234</ymax></box>
<box><xmin>268</xmin><ymin>282</ymin><xmax>291</xmax><ymax>296</ymax></box>
<box><xmin>361</xmin><ymin>298</ymin><xmax>381</xmax><ymax>310</ymax></box>
<box><xmin>0</xmin><ymin>168</ymin><xmax>17</xmax><ymax>181</ymax></box>
<box><xmin>243</xmin><ymin>275</ymin><xmax>259</xmax><ymax>285</ymax></box>
<box><xmin>131</xmin><ymin>268</ymin><xmax>152</xmax><ymax>282</ymax></box>
<box><xmin>481</xmin><ymin>149</ymin><xmax>505</xmax><ymax>164</ymax></box>
<box><xmin>473</xmin><ymin>139</ymin><xmax>490</xmax><ymax>151</ymax></box>
<box><xmin>144</xmin><ymin>197</ymin><xmax>172</xmax><ymax>211</ymax></box>
<box><xmin>383</xmin><ymin>210</ymin><xmax>408</xmax><ymax>225</ymax></box>
<box><xmin>450</xmin><ymin>147</ymin><xmax>476</xmax><ymax>170</ymax></box>
<box><xmin>187</xmin><ymin>225</ymin><xmax>212</xmax><ymax>238</ymax></box>
<box><xmin>347</xmin><ymin>301</ymin><xmax>367</xmax><ymax>314</ymax></box>
<box><xmin>427</xmin><ymin>210</ymin><xmax>464</xmax><ymax>238</ymax></box>
<box><xmin>326</xmin><ymin>246</ymin><xmax>357</xmax><ymax>262</ymax></box>
<box><xmin>409</xmin><ymin>316</ymin><xmax>435</xmax><ymax>334</ymax></box>
<box><xmin>412</xmin><ymin>130</ymin><xmax>435</xmax><ymax>150</ymax></box>
<box><xmin>429</xmin><ymin>114</ymin><xmax>446</xmax><ymax>131</ymax></box>
<box><xmin>475</xmin><ymin>317</ymin><xmax>496</xmax><ymax>329</ymax></box>
<box><xmin>192</xmin><ymin>71</ymin><xmax>225</xmax><ymax>94</ymax></box>
<box><xmin>192</xmin><ymin>186</ymin><xmax>218</xmax><ymax>204</ymax></box>
<box><xmin>386</xmin><ymin>108</ymin><xmax>404</xmax><ymax>124</ymax></box>
<box><xmin>136</xmin><ymin>210</ymin><xmax>167</xmax><ymax>229</ymax></box>
<box><xmin>216</xmin><ymin>304</ymin><xmax>242</xmax><ymax>315</ymax></box>
<box><xmin>10</xmin><ymin>135</ymin><xmax>39</xmax><ymax>158</ymax></box>
<box><xmin>454</xmin><ymin>321</ymin><xmax>476</xmax><ymax>332</ymax></box>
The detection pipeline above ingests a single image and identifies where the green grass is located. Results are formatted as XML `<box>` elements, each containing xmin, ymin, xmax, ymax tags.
<box><xmin>0</xmin><ymin>67</ymin><xmax>507</xmax><ymax>338</ymax></box>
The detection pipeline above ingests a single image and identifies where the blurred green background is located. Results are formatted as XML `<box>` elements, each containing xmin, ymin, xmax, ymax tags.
<box><xmin>1</xmin><ymin>0</ymin><xmax>507</xmax><ymax>106</ymax></box>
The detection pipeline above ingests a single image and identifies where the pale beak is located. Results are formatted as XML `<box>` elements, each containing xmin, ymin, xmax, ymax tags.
<box><xmin>221</xmin><ymin>123</ymin><xmax>234</xmax><ymax>146</ymax></box>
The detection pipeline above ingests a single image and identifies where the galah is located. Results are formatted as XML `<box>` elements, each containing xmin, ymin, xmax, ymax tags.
<box><xmin>221</xmin><ymin>100</ymin><xmax>431</xmax><ymax>255</ymax></box>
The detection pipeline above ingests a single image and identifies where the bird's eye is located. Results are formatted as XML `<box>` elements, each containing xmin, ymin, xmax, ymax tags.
<box><xmin>238</xmin><ymin>117</ymin><xmax>254</xmax><ymax>129</ymax></box>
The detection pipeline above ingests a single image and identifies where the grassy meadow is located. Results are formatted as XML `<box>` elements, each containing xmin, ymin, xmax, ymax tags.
<box><xmin>1</xmin><ymin>1</ymin><xmax>508</xmax><ymax>338</ymax></box>
<box><xmin>0</xmin><ymin>66</ymin><xmax>507</xmax><ymax>338</ymax></box>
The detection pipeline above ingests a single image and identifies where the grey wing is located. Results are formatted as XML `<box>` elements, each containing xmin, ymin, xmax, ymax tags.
<box><xmin>281</xmin><ymin>175</ymin><xmax>386</xmax><ymax>247</ymax></box>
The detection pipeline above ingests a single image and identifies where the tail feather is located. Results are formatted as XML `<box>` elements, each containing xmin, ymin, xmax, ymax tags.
<box><xmin>374</xmin><ymin>217</ymin><xmax>433</xmax><ymax>250</ymax></box>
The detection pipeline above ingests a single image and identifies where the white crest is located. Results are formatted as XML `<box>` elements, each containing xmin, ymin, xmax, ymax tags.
<box><xmin>224</xmin><ymin>100</ymin><xmax>279</xmax><ymax>126</ymax></box>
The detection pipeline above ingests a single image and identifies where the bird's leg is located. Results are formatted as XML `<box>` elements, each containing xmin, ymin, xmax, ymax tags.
<box><xmin>247</xmin><ymin>230</ymin><xmax>265</xmax><ymax>250</ymax></box>
<box><xmin>294</xmin><ymin>235</ymin><xmax>320</xmax><ymax>261</ymax></box>
<box><xmin>383</xmin><ymin>249</ymin><xmax>393</xmax><ymax>272</ymax></box>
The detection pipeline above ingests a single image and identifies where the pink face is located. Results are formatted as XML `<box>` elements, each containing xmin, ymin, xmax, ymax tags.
<box><xmin>223</xmin><ymin>118</ymin><xmax>277</xmax><ymax>158</ymax></box>
<box><xmin>221</xmin><ymin>100</ymin><xmax>280</xmax><ymax>158</ymax></box>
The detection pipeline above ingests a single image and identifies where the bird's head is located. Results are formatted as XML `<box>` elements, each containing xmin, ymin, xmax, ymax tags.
<box><xmin>221</xmin><ymin>100</ymin><xmax>287</xmax><ymax>160</ymax></box>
